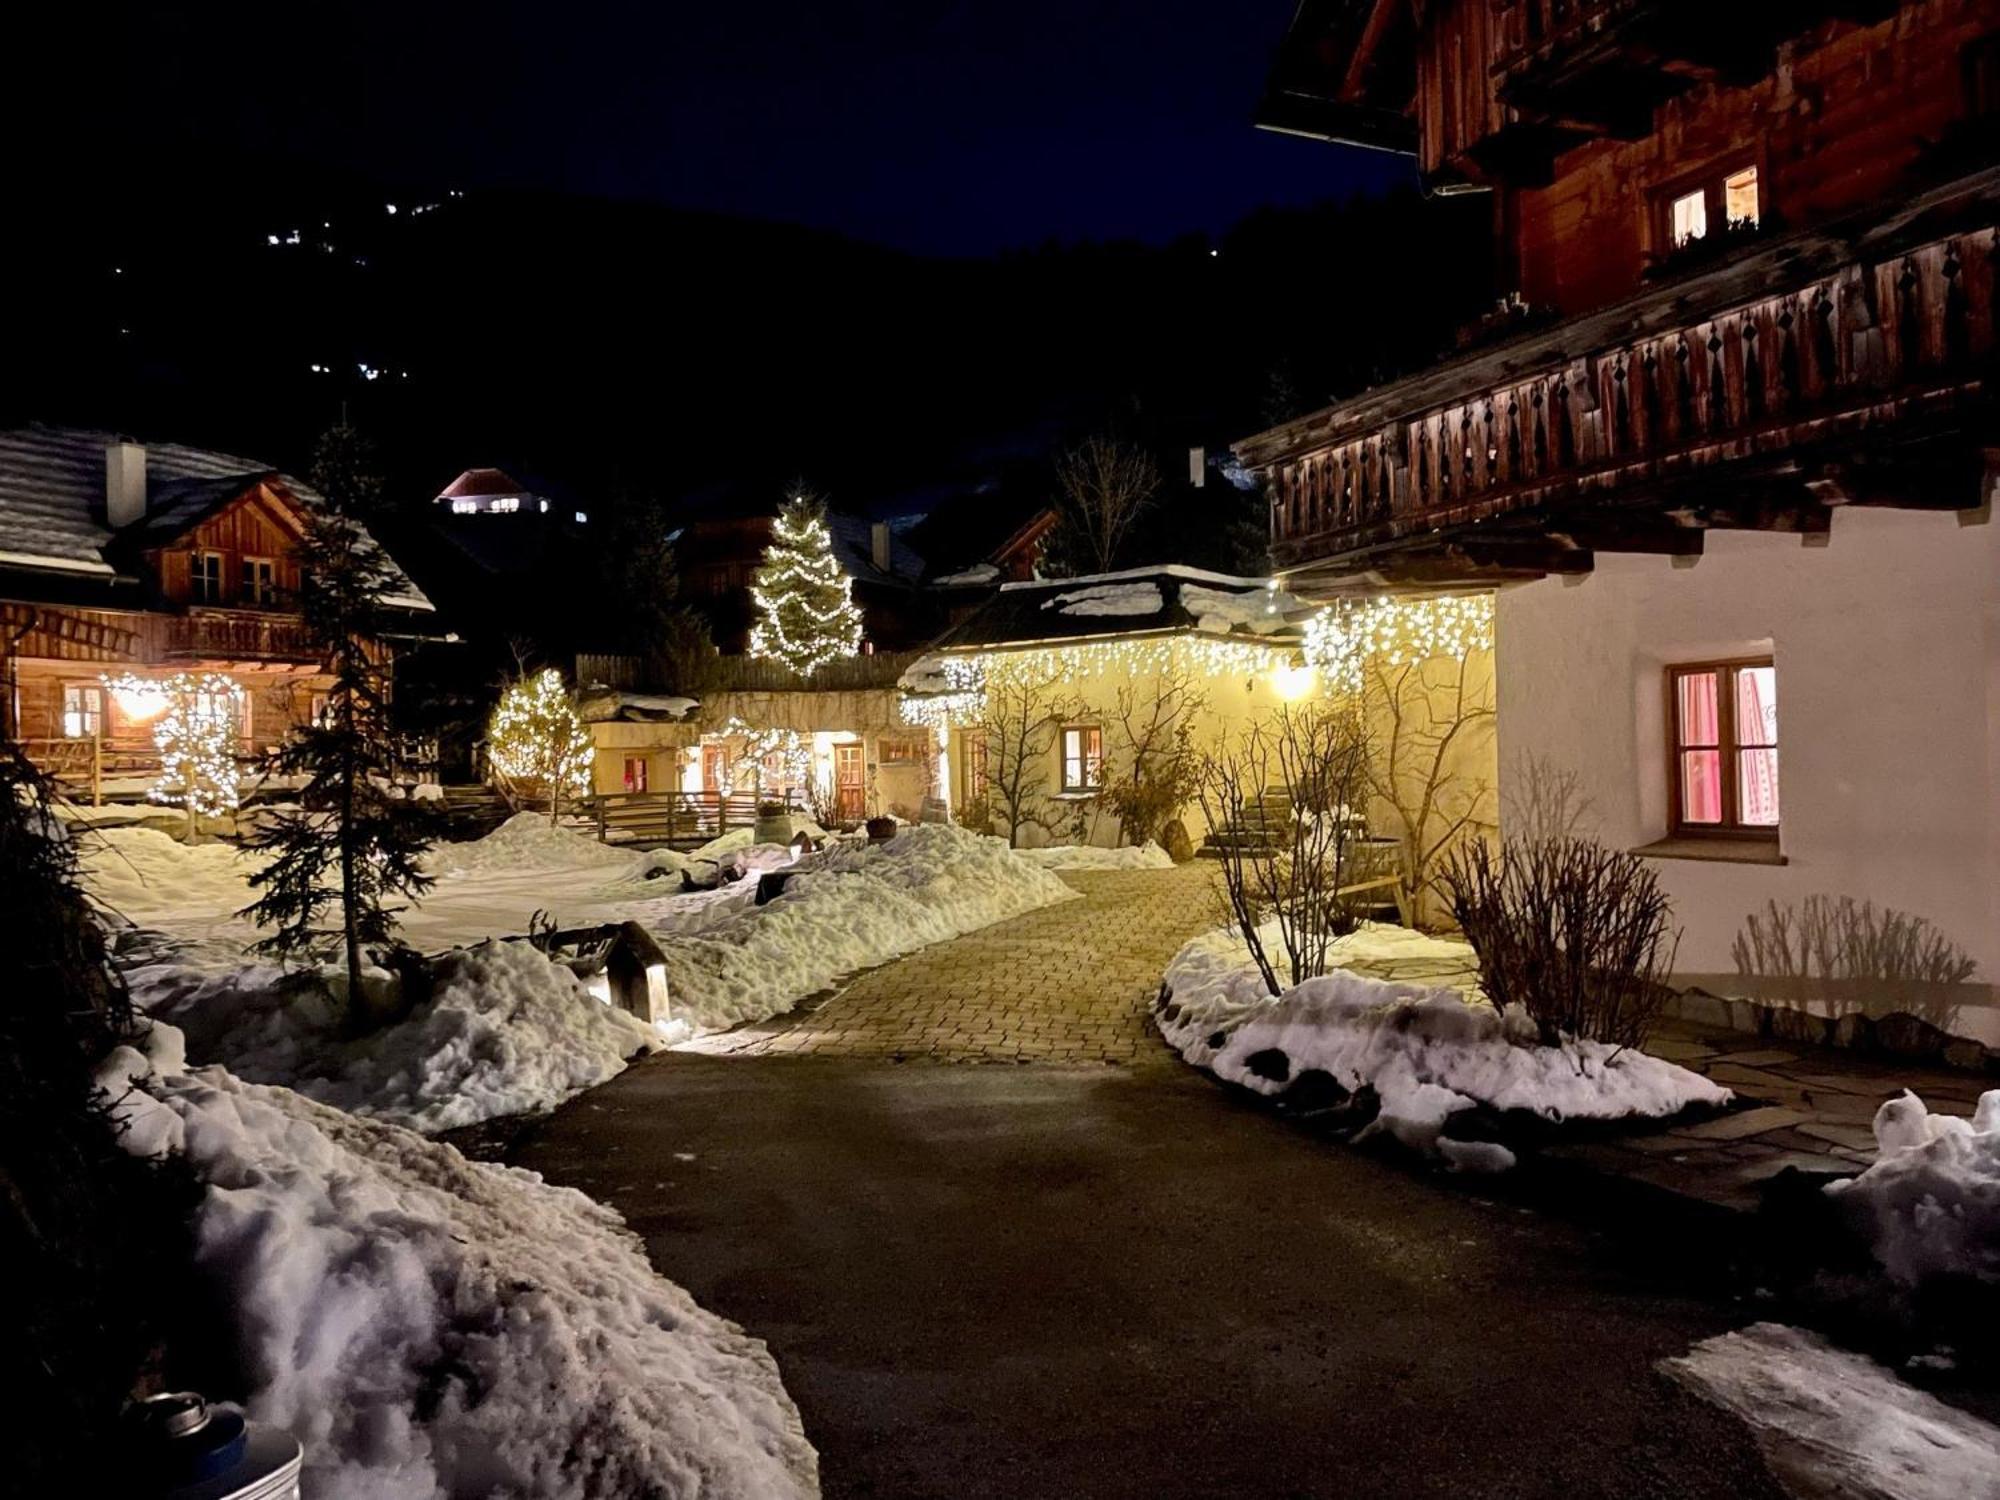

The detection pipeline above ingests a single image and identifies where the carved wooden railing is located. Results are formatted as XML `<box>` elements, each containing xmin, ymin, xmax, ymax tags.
<box><xmin>1263</xmin><ymin>215</ymin><xmax>1998</xmax><ymax>566</ymax></box>
<box><xmin>167</xmin><ymin>611</ymin><xmax>318</xmax><ymax>662</ymax></box>
<box><xmin>1489</xmin><ymin>0</ymin><xmax>1619</xmax><ymax>73</ymax></box>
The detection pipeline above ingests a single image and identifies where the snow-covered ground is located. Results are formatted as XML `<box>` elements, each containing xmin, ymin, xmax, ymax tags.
<box><xmin>1156</xmin><ymin>922</ymin><xmax>1730</xmax><ymax>1169</ymax></box>
<box><xmin>1826</xmin><ymin>1088</ymin><xmax>2000</xmax><ymax>1289</ymax></box>
<box><xmin>1015</xmin><ymin>841</ymin><xmax>1175</xmax><ymax>871</ymax></box>
<box><xmin>81</xmin><ymin>816</ymin><xmax>1076</xmax><ymax>1124</ymax></box>
<box><xmin>96</xmin><ymin>1023</ymin><xmax>819</xmax><ymax>1499</ymax></box>
<box><xmin>1662</xmin><ymin>1323</ymin><xmax>2000</xmax><ymax>1500</ymax></box>
<box><xmin>131</xmin><ymin>939</ymin><xmax>661</xmax><ymax>1133</ymax></box>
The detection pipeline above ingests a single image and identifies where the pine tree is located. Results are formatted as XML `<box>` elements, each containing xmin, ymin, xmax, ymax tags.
<box><xmin>240</xmin><ymin>508</ymin><xmax>440</xmax><ymax>1008</ymax></box>
<box><xmin>487</xmin><ymin>669</ymin><xmax>594</xmax><ymax>825</ymax></box>
<box><xmin>748</xmin><ymin>493</ymin><xmax>864</xmax><ymax>678</ymax></box>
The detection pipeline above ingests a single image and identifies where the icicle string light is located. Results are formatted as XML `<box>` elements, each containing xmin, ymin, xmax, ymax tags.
<box><xmin>897</xmin><ymin>634</ymin><xmax>1297</xmax><ymax>726</ymax></box>
<box><xmin>1301</xmin><ymin>593</ymin><xmax>1494</xmax><ymax>695</ymax></box>
<box><xmin>102</xmin><ymin>671</ymin><xmax>246</xmax><ymax>817</ymax></box>
<box><xmin>747</xmin><ymin>497</ymin><xmax>866</xmax><ymax>678</ymax></box>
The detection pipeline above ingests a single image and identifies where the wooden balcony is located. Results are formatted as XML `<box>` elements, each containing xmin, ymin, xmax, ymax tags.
<box><xmin>1243</xmin><ymin>167</ymin><xmax>2000</xmax><ymax>585</ymax></box>
<box><xmin>166</xmin><ymin>609</ymin><xmax>319</xmax><ymax>664</ymax></box>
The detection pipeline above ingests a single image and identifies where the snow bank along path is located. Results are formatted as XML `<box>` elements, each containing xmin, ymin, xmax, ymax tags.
<box><xmin>84</xmin><ymin>817</ymin><xmax>1077</xmax><ymax>1127</ymax></box>
<box><xmin>132</xmin><ymin>939</ymin><xmax>660</xmax><ymax>1134</ymax></box>
<box><xmin>1156</xmin><ymin>923</ymin><xmax>1730</xmax><ymax>1169</ymax></box>
<box><xmin>1827</xmin><ymin>1087</ymin><xmax>2000</xmax><ymax>1289</ymax></box>
<box><xmin>96</xmin><ymin>1023</ymin><xmax>819</xmax><ymax>1499</ymax></box>
<box><xmin>1015</xmin><ymin>841</ymin><xmax>1176</xmax><ymax>872</ymax></box>
<box><xmin>1663</xmin><ymin>1323</ymin><xmax>2000</xmax><ymax>1500</ymax></box>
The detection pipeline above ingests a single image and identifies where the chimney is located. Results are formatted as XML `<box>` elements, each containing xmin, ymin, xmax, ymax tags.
<box><xmin>106</xmin><ymin>440</ymin><xmax>147</xmax><ymax>528</ymax></box>
<box><xmin>1188</xmin><ymin>446</ymin><xmax>1207</xmax><ymax>488</ymax></box>
<box><xmin>871</xmin><ymin>520</ymin><xmax>892</xmax><ymax>573</ymax></box>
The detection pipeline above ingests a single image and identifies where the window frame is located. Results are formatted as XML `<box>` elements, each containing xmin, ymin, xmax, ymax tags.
<box><xmin>1664</xmin><ymin>656</ymin><xmax>1779</xmax><ymax>840</ymax></box>
<box><xmin>1655</xmin><ymin>158</ymin><xmax>1761</xmax><ymax>251</ymax></box>
<box><xmin>61</xmin><ymin>682</ymin><xmax>103</xmax><ymax>739</ymax></box>
<box><xmin>1058</xmin><ymin>723</ymin><xmax>1104</xmax><ymax>795</ymax></box>
<box><xmin>191</xmin><ymin>549</ymin><xmax>225</xmax><ymax>604</ymax></box>
<box><xmin>622</xmin><ymin>755</ymin><xmax>649</xmax><ymax>794</ymax></box>
<box><xmin>241</xmin><ymin>555</ymin><xmax>278</xmax><ymax>607</ymax></box>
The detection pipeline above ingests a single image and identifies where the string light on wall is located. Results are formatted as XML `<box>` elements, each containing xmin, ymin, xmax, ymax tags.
<box><xmin>1301</xmin><ymin>593</ymin><xmax>1495</xmax><ymax>695</ymax></box>
<box><xmin>896</xmin><ymin>633</ymin><xmax>1298</xmax><ymax>727</ymax></box>
<box><xmin>710</xmin><ymin>717</ymin><xmax>814</xmax><ymax>794</ymax></box>
<box><xmin>102</xmin><ymin>671</ymin><xmax>246</xmax><ymax>818</ymax></box>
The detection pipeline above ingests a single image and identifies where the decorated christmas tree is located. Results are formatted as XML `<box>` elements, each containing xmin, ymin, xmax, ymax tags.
<box><xmin>748</xmin><ymin>493</ymin><xmax>865</xmax><ymax>678</ymax></box>
<box><xmin>143</xmin><ymin>671</ymin><xmax>245</xmax><ymax>835</ymax></box>
<box><xmin>488</xmin><ymin>669</ymin><xmax>595</xmax><ymax>824</ymax></box>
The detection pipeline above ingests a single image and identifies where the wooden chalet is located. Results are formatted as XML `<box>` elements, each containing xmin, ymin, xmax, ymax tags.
<box><xmin>1239</xmin><ymin>0</ymin><xmax>2000</xmax><ymax>1036</ymax></box>
<box><xmin>1245</xmin><ymin>0</ymin><xmax>2000</xmax><ymax>587</ymax></box>
<box><xmin>0</xmin><ymin>426</ymin><xmax>437</xmax><ymax>801</ymax></box>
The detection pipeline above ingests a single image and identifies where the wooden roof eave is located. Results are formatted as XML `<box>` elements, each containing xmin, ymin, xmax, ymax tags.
<box><xmin>1233</xmin><ymin>161</ymin><xmax>2000</xmax><ymax>472</ymax></box>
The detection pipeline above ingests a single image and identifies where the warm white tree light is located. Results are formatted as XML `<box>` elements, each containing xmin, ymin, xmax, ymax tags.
<box><xmin>105</xmin><ymin>671</ymin><xmax>246</xmax><ymax>821</ymax></box>
<box><xmin>488</xmin><ymin>669</ymin><xmax>594</xmax><ymax>821</ymax></box>
<box><xmin>748</xmin><ymin>495</ymin><xmax>865</xmax><ymax>678</ymax></box>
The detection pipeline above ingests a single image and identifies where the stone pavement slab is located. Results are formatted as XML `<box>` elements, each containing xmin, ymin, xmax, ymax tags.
<box><xmin>677</xmin><ymin>863</ymin><xmax>1224</xmax><ymax>1066</ymax></box>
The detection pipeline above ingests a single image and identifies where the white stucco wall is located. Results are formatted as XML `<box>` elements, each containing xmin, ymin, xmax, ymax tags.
<box><xmin>1495</xmin><ymin>507</ymin><xmax>2000</xmax><ymax>994</ymax></box>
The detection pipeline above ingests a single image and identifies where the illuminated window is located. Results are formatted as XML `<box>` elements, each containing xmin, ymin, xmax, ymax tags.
<box><xmin>574</xmin><ymin>511</ymin><xmax>588</xmax><ymax>524</ymax></box>
<box><xmin>1664</xmin><ymin>164</ymin><xmax>1760</xmax><ymax>250</ymax></box>
<box><xmin>62</xmin><ymin>683</ymin><xmax>102</xmax><ymax>738</ymax></box>
<box><xmin>1668</xmin><ymin>659</ymin><xmax>1778</xmax><ymax>836</ymax></box>
<box><xmin>451</xmin><ymin>498</ymin><xmax>478</xmax><ymax>515</ymax></box>
<box><xmin>623</xmin><ymin>756</ymin><xmax>648</xmax><ymax>793</ymax></box>
<box><xmin>192</xmin><ymin>551</ymin><xmax>224</xmax><ymax>603</ymax></box>
<box><xmin>1060</xmin><ymin>725</ymin><xmax>1103</xmax><ymax>793</ymax></box>
<box><xmin>490</xmin><ymin>496</ymin><xmax>520</xmax><ymax>513</ymax></box>
<box><xmin>1723</xmin><ymin>166</ymin><xmax>1760</xmax><ymax>228</ymax></box>
<box><xmin>1670</xmin><ymin>189</ymin><xmax>1708</xmax><ymax>247</ymax></box>
<box><xmin>241</xmin><ymin>557</ymin><xmax>277</xmax><ymax>606</ymax></box>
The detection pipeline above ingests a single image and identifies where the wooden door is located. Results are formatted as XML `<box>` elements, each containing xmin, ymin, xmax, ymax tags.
<box><xmin>701</xmin><ymin>744</ymin><xmax>727</xmax><ymax>794</ymax></box>
<box><xmin>834</xmin><ymin>743</ymin><xmax>865</xmax><ymax>822</ymax></box>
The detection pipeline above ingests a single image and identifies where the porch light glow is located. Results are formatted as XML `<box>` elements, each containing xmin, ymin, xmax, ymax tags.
<box><xmin>101</xmin><ymin>672</ymin><xmax>170</xmax><ymax>722</ymax></box>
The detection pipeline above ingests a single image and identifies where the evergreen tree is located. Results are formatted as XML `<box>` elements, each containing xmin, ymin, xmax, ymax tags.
<box><xmin>240</xmin><ymin>508</ymin><xmax>440</xmax><ymax>1006</ymax></box>
<box><xmin>308</xmin><ymin>420</ymin><xmax>387</xmax><ymax>521</ymax></box>
<box><xmin>488</xmin><ymin>669</ymin><xmax>595</xmax><ymax>824</ymax></box>
<box><xmin>747</xmin><ymin>492</ymin><xmax>864</xmax><ymax>677</ymax></box>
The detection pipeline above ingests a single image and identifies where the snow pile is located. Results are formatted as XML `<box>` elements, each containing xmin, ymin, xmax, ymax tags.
<box><xmin>1157</xmin><ymin>922</ymin><xmax>1729</xmax><ymax>1167</ymax></box>
<box><xmin>132</xmin><ymin>939</ymin><xmax>660</xmax><ymax>1133</ymax></box>
<box><xmin>77</xmin><ymin>824</ymin><xmax>266</xmax><ymax>926</ymax></box>
<box><xmin>934</xmin><ymin>562</ymin><xmax>999</xmax><ymax>586</ymax></box>
<box><xmin>1825</xmin><ymin>1088</ymin><xmax>2000</xmax><ymax>1288</ymax></box>
<box><xmin>1662</xmin><ymin>1323</ymin><xmax>2000</xmax><ymax>1500</ymax></box>
<box><xmin>1017</xmin><ymin>841</ymin><xmax>1176</xmax><ymax>871</ymax></box>
<box><xmin>425</xmin><ymin>811</ymin><xmax>644</xmax><ymax>879</ymax></box>
<box><xmin>1179</xmin><ymin>583</ymin><xmax>1303</xmax><ymax>637</ymax></box>
<box><xmin>1043</xmin><ymin>582</ymin><xmax>1164</xmax><ymax>618</ymax></box>
<box><xmin>659</xmin><ymin>823</ymin><xmax>1075</xmax><ymax>1031</ymax></box>
<box><xmin>95</xmin><ymin>1025</ymin><xmax>818</xmax><ymax>1498</ymax></box>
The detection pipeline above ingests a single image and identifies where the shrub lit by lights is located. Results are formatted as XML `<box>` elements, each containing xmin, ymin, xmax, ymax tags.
<box><xmin>748</xmin><ymin>494</ymin><xmax>865</xmax><ymax>678</ymax></box>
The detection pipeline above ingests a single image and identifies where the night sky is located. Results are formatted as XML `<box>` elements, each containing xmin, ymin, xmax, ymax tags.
<box><xmin>92</xmin><ymin>0</ymin><xmax>1411</xmax><ymax>256</ymax></box>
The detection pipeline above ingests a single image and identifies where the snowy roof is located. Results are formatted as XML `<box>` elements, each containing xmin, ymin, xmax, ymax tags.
<box><xmin>0</xmin><ymin>424</ymin><xmax>433</xmax><ymax>611</ymax></box>
<box><xmin>929</xmin><ymin>565</ymin><xmax>1310</xmax><ymax>652</ymax></box>
<box><xmin>827</xmin><ymin>511</ymin><xmax>926</xmax><ymax>586</ymax></box>
<box><xmin>437</xmin><ymin>467</ymin><xmax>533</xmax><ymax>501</ymax></box>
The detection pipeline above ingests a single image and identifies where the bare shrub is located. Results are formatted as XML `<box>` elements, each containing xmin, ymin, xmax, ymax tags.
<box><xmin>979</xmin><ymin>661</ymin><xmax>1082</xmax><ymax>847</ymax></box>
<box><xmin>1102</xmin><ymin>665</ymin><xmax>1206</xmax><ymax>847</ymax></box>
<box><xmin>1731</xmin><ymin>896</ymin><xmax>1977</xmax><ymax>1034</ymax></box>
<box><xmin>1049</xmin><ymin>433</ymin><xmax>1159</xmax><ymax>575</ymax></box>
<box><xmin>1503</xmin><ymin>752</ymin><xmax>1597</xmax><ymax>844</ymax></box>
<box><xmin>1197</xmin><ymin>705</ymin><xmax>1371</xmax><ymax>998</ymax></box>
<box><xmin>1441</xmin><ymin>837</ymin><xmax>1679</xmax><ymax>1049</ymax></box>
<box><xmin>804</xmin><ymin>771</ymin><xmax>844</xmax><ymax>832</ymax></box>
<box><xmin>1363</xmin><ymin>646</ymin><xmax>1495</xmax><ymax>925</ymax></box>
